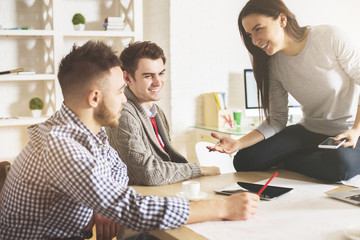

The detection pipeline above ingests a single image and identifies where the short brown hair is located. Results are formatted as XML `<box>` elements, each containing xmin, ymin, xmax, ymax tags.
<box><xmin>120</xmin><ymin>41</ymin><xmax>166</xmax><ymax>77</ymax></box>
<box><xmin>57</xmin><ymin>41</ymin><xmax>120</xmax><ymax>100</ymax></box>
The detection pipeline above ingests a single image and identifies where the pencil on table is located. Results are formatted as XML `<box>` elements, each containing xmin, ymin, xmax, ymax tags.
<box><xmin>257</xmin><ymin>171</ymin><xmax>278</xmax><ymax>196</ymax></box>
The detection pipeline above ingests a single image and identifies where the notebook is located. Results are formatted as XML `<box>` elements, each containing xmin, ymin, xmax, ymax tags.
<box><xmin>214</xmin><ymin>181</ymin><xmax>293</xmax><ymax>200</ymax></box>
<box><xmin>326</xmin><ymin>189</ymin><xmax>360</xmax><ymax>206</ymax></box>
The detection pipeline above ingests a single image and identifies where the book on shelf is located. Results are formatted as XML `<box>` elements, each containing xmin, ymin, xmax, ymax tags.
<box><xmin>103</xmin><ymin>23</ymin><xmax>125</xmax><ymax>29</ymax></box>
<box><xmin>103</xmin><ymin>22</ymin><xmax>126</xmax><ymax>27</ymax></box>
<box><xmin>0</xmin><ymin>25</ymin><xmax>32</xmax><ymax>30</ymax></box>
<box><xmin>104</xmin><ymin>27</ymin><xmax>126</xmax><ymax>31</ymax></box>
<box><xmin>0</xmin><ymin>68</ymin><xmax>24</xmax><ymax>75</ymax></box>
<box><xmin>105</xmin><ymin>17</ymin><xmax>125</xmax><ymax>23</ymax></box>
<box><xmin>103</xmin><ymin>17</ymin><xmax>125</xmax><ymax>31</ymax></box>
<box><xmin>105</xmin><ymin>29</ymin><xmax>125</xmax><ymax>31</ymax></box>
<box><xmin>0</xmin><ymin>68</ymin><xmax>37</xmax><ymax>75</ymax></box>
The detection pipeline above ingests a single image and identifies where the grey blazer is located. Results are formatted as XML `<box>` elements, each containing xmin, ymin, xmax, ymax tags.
<box><xmin>106</xmin><ymin>86</ymin><xmax>201</xmax><ymax>186</ymax></box>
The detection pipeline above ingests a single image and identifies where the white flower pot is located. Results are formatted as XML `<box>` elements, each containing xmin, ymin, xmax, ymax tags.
<box><xmin>73</xmin><ymin>24</ymin><xmax>85</xmax><ymax>31</ymax></box>
<box><xmin>31</xmin><ymin>110</ymin><xmax>42</xmax><ymax>118</ymax></box>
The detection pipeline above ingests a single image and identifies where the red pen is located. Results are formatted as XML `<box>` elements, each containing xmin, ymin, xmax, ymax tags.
<box><xmin>257</xmin><ymin>171</ymin><xmax>278</xmax><ymax>196</ymax></box>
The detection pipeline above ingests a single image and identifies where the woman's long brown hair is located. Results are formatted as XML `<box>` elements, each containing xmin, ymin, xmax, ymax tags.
<box><xmin>238</xmin><ymin>0</ymin><xmax>306</xmax><ymax>119</ymax></box>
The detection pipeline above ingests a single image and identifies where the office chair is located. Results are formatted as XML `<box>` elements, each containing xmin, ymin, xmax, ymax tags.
<box><xmin>0</xmin><ymin>161</ymin><xmax>11</xmax><ymax>195</ymax></box>
<box><xmin>195</xmin><ymin>142</ymin><xmax>236</xmax><ymax>174</ymax></box>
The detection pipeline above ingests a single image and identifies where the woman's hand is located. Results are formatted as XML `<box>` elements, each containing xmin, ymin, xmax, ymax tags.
<box><xmin>206</xmin><ymin>132</ymin><xmax>242</xmax><ymax>154</ymax></box>
<box><xmin>334</xmin><ymin>128</ymin><xmax>360</xmax><ymax>148</ymax></box>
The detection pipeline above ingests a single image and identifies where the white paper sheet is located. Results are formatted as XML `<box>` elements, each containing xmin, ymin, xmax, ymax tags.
<box><xmin>187</xmin><ymin>179</ymin><xmax>358</xmax><ymax>240</ymax></box>
<box><xmin>340</xmin><ymin>175</ymin><xmax>360</xmax><ymax>188</ymax></box>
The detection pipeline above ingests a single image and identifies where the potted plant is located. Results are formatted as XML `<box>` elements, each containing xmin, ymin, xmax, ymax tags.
<box><xmin>29</xmin><ymin>97</ymin><xmax>44</xmax><ymax>118</ymax></box>
<box><xmin>72</xmin><ymin>13</ymin><xmax>86</xmax><ymax>31</ymax></box>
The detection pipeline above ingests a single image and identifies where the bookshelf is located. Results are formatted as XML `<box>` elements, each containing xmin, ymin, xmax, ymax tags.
<box><xmin>0</xmin><ymin>0</ymin><xmax>143</xmax><ymax>161</ymax></box>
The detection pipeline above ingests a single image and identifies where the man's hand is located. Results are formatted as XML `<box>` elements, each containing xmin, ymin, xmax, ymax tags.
<box><xmin>220</xmin><ymin>192</ymin><xmax>260</xmax><ymax>220</ymax></box>
<box><xmin>200</xmin><ymin>166</ymin><xmax>220</xmax><ymax>176</ymax></box>
<box><xmin>187</xmin><ymin>192</ymin><xmax>259</xmax><ymax>224</ymax></box>
<box><xmin>84</xmin><ymin>211</ymin><xmax>124</xmax><ymax>240</ymax></box>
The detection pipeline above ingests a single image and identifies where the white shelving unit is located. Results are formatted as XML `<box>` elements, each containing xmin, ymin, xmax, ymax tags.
<box><xmin>0</xmin><ymin>0</ymin><xmax>142</xmax><ymax>162</ymax></box>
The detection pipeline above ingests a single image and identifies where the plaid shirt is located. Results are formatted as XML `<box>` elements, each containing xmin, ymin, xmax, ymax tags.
<box><xmin>0</xmin><ymin>104</ymin><xmax>189</xmax><ymax>240</ymax></box>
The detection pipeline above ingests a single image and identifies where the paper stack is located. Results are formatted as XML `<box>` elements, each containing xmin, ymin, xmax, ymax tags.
<box><xmin>103</xmin><ymin>17</ymin><xmax>125</xmax><ymax>31</ymax></box>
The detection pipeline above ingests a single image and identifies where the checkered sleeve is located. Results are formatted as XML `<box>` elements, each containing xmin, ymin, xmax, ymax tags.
<box><xmin>44</xmin><ymin>127</ymin><xmax>189</xmax><ymax>231</ymax></box>
<box><xmin>114</xmin><ymin>190</ymin><xmax>189</xmax><ymax>231</ymax></box>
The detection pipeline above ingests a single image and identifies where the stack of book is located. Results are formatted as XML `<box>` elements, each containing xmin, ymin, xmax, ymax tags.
<box><xmin>103</xmin><ymin>17</ymin><xmax>125</xmax><ymax>31</ymax></box>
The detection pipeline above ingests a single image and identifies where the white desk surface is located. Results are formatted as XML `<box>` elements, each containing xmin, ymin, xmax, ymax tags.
<box><xmin>131</xmin><ymin>169</ymin><xmax>356</xmax><ymax>240</ymax></box>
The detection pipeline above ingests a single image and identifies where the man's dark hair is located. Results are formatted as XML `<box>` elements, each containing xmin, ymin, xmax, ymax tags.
<box><xmin>120</xmin><ymin>41</ymin><xmax>166</xmax><ymax>77</ymax></box>
<box><xmin>57</xmin><ymin>41</ymin><xmax>121</xmax><ymax>100</ymax></box>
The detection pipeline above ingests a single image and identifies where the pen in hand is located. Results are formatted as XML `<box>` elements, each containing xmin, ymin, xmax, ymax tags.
<box><xmin>209</xmin><ymin>141</ymin><xmax>221</xmax><ymax>152</ymax></box>
<box><xmin>257</xmin><ymin>171</ymin><xmax>278</xmax><ymax>196</ymax></box>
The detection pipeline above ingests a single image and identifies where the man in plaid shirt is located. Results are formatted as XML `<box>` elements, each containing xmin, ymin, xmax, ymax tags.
<box><xmin>0</xmin><ymin>41</ymin><xmax>259</xmax><ymax>240</ymax></box>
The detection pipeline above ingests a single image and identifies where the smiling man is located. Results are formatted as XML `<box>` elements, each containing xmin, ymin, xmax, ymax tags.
<box><xmin>107</xmin><ymin>41</ymin><xmax>220</xmax><ymax>186</ymax></box>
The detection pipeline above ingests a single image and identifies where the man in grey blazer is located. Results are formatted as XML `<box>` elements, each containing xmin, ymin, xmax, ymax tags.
<box><xmin>107</xmin><ymin>41</ymin><xmax>220</xmax><ymax>186</ymax></box>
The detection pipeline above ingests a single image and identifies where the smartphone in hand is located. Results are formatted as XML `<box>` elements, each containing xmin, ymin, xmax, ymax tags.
<box><xmin>318</xmin><ymin>137</ymin><xmax>346</xmax><ymax>149</ymax></box>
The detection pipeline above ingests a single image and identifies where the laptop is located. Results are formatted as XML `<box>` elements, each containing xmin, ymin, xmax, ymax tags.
<box><xmin>326</xmin><ymin>189</ymin><xmax>360</xmax><ymax>206</ymax></box>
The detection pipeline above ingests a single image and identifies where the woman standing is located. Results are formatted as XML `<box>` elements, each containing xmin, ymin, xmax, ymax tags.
<box><xmin>208</xmin><ymin>0</ymin><xmax>360</xmax><ymax>182</ymax></box>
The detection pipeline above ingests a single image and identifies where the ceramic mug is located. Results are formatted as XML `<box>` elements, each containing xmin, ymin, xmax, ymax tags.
<box><xmin>182</xmin><ymin>181</ymin><xmax>200</xmax><ymax>199</ymax></box>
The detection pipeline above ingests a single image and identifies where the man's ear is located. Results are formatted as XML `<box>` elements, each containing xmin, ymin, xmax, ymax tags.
<box><xmin>88</xmin><ymin>89</ymin><xmax>101</xmax><ymax>108</ymax></box>
<box><xmin>279</xmin><ymin>13</ymin><xmax>287</xmax><ymax>28</ymax></box>
<box><xmin>123</xmin><ymin>71</ymin><xmax>133</xmax><ymax>85</ymax></box>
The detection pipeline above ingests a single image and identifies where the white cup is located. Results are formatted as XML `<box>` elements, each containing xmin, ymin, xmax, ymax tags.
<box><xmin>182</xmin><ymin>181</ymin><xmax>200</xmax><ymax>199</ymax></box>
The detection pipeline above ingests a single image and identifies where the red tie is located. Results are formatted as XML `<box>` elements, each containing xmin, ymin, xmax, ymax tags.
<box><xmin>150</xmin><ymin>117</ymin><xmax>165</xmax><ymax>151</ymax></box>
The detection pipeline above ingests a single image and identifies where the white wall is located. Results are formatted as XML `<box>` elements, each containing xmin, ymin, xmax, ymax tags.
<box><xmin>286</xmin><ymin>0</ymin><xmax>360</xmax><ymax>42</ymax></box>
<box><xmin>2</xmin><ymin>0</ymin><xmax>358</xmax><ymax>161</ymax></box>
<box><xmin>143</xmin><ymin>0</ymin><xmax>171</xmax><ymax>122</ymax></box>
<box><xmin>143</xmin><ymin>0</ymin><xmax>360</xmax><ymax>162</ymax></box>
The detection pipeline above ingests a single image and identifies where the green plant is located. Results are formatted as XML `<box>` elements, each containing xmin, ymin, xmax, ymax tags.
<box><xmin>29</xmin><ymin>97</ymin><xmax>44</xmax><ymax>110</ymax></box>
<box><xmin>72</xmin><ymin>13</ymin><xmax>86</xmax><ymax>25</ymax></box>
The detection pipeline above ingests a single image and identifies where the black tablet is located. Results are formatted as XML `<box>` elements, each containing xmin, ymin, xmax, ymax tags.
<box><xmin>214</xmin><ymin>182</ymin><xmax>293</xmax><ymax>200</ymax></box>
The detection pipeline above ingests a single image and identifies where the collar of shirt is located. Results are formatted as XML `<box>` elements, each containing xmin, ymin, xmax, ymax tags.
<box><xmin>142</xmin><ymin>103</ymin><xmax>157</xmax><ymax>118</ymax></box>
<box><xmin>61</xmin><ymin>102</ymin><xmax>108</xmax><ymax>146</ymax></box>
